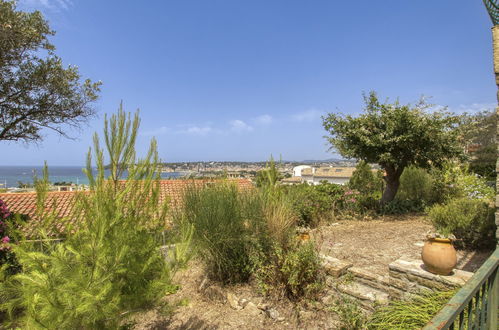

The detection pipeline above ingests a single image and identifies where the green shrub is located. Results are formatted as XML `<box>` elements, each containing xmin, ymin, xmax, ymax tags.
<box><xmin>253</xmin><ymin>240</ymin><xmax>324</xmax><ymax>300</ymax></box>
<box><xmin>397</xmin><ymin>166</ymin><xmax>434</xmax><ymax>205</ymax></box>
<box><xmin>182</xmin><ymin>180</ymin><xmax>325</xmax><ymax>299</ymax></box>
<box><xmin>285</xmin><ymin>182</ymin><xmax>344</xmax><ymax>226</ymax></box>
<box><xmin>368</xmin><ymin>290</ymin><xmax>456</xmax><ymax>330</ymax></box>
<box><xmin>349</xmin><ymin>161</ymin><xmax>383</xmax><ymax>195</ymax></box>
<box><xmin>0</xmin><ymin>201</ymin><xmax>28</xmax><ymax>276</ymax></box>
<box><xmin>331</xmin><ymin>297</ymin><xmax>367</xmax><ymax>330</ymax></box>
<box><xmin>0</xmin><ymin>108</ymin><xmax>190</xmax><ymax>328</ymax></box>
<box><xmin>430</xmin><ymin>164</ymin><xmax>495</xmax><ymax>203</ymax></box>
<box><xmin>279</xmin><ymin>241</ymin><xmax>324</xmax><ymax>299</ymax></box>
<box><xmin>180</xmin><ymin>182</ymin><xmax>259</xmax><ymax>284</ymax></box>
<box><xmin>428</xmin><ymin>197</ymin><xmax>496</xmax><ymax>249</ymax></box>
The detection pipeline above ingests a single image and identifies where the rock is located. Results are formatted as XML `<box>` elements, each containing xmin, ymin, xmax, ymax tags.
<box><xmin>266</xmin><ymin>308</ymin><xmax>284</xmax><ymax>321</ymax></box>
<box><xmin>244</xmin><ymin>302</ymin><xmax>263</xmax><ymax>316</ymax></box>
<box><xmin>198</xmin><ymin>277</ymin><xmax>209</xmax><ymax>292</ymax></box>
<box><xmin>257</xmin><ymin>303</ymin><xmax>270</xmax><ymax>311</ymax></box>
<box><xmin>227</xmin><ymin>292</ymin><xmax>241</xmax><ymax>310</ymax></box>
<box><xmin>321</xmin><ymin>255</ymin><xmax>353</xmax><ymax>278</ymax></box>
<box><xmin>204</xmin><ymin>285</ymin><xmax>226</xmax><ymax>303</ymax></box>
<box><xmin>238</xmin><ymin>298</ymin><xmax>250</xmax><ymax>308</ymax></box>
<box><xmin>299</xmin><ymin>310</ymin><xmax>314</xmax><ymax>320</ymax></box>
<box><xmin>321</xmin><ymin>292</ymin><xmax>334</xmax><ymax>305</ymax></box>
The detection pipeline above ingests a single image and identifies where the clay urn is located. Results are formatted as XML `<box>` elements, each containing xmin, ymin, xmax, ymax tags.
<box><xmin>421</xmin><ymin>237</ymin><xmax>457</xmax><ymax>276</ymax></box>
<box><xmin>298</xmin><ymin>232</ymin><xmax>310</xmax><ymax>241</ymax></box>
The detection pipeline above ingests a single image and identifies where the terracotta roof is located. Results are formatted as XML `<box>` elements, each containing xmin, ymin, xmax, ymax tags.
<box><xmin>0</xmin><ymin>179</ymin><xmax>253</xmax><ymax>238</ymax></box>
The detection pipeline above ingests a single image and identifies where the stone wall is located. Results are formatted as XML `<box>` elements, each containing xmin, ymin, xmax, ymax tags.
<box><xmin>493</xmin><ymin>26</ymin><xmax>499</xmax><ymax>243</ymax></box>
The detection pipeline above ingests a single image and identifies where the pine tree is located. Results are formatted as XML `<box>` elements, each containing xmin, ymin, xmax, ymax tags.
<box><xmin>1</xmin><ymin>104</ymin><xmax>191</xmax><ymax>329</ymax></box>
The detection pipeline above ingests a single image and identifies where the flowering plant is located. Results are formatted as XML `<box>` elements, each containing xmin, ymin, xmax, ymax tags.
<box><xmin>0</xmin><ymin>199</ymin><xmax>26</xmax><ymax>275</ymax></box>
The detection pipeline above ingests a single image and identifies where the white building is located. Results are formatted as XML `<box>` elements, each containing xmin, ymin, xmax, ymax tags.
<box><xmin>292</xmin><ymin>165</ymin><xmax>312</xmax><ymax>177</ymax></box>
<box><xmin>300</xmin><ymin>167</ymin><xmax>356</xmax><ymax>185</ymax></box>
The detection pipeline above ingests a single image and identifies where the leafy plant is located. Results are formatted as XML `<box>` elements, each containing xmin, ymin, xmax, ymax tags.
<box><xmin>322</xmin><ymin>91</ymin><xmax>463</xmax><ymax>203</ymax></box>
<box><xmin>348</xmin><ymin>161</ymin><xmax>383</xmax><ymax>195</ymax></box>
<box><xmin>0</xmin><ymin>200</ymin><xmax>27</xmax><ymax>276</ymax></box>
<box><xmin>368</xmin><ymin>290</ymin><xmax>456</xmax><ymax>330</ymax></box>
<box><xmin>0</xmin><ymin>0</ymin><xmax>101</xmax><ymax>143</ymax></box>
<box><xmin>0</xmin><ymin>106</ymin><xmax>190</xmax><ymax>328</ymax></box>
<box><xmin>396</xmin><ymin>166</ymin><xmax>434</xmax><ymax>206</ymax></box>
<box><xmin>331</xmin><ymin>297</ymin><xmax>367</xmax><ymax>330</ymax></box>
<box><xmin>253</xmin><ymin>240</ymin><xmax>324</xmax><ymax>300</ymax></box>
<box><xmin>428</xmin><ymin>197</ymin><xmax>496</xmax><ymax>249</ymax></box>
<box><xmin>179</xmin><ymin>182</ymin><xmax>259</xmax><ymax>284</ymax></box>
<box><xmin>285</xmin><ymin>182</ymin><xmax>344</xmax><ymax>226</ymax></box>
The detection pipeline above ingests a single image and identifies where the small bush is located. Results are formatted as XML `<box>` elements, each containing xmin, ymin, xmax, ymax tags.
<box><xmin>181</xmin><ymin>182</ymin><xmax>258</xmax><ymax>284</ymax></box>
<box><xmin>428</xmin><ymin>198</ymin><xmax>496</xmax><ymax>249</ymax></box>
<box><xmin>349</xmin><ymin>161</ymin><xmax>383</xmax><ymax>195</ymax></box>
<box><xmin>430</xmin><ymin>164</ymin><xmax>495</xmax><ymax>203</ymax></box>
<box><xmin>0</xmin><ymin>201</ymin><xmax>27</xmax><ymax>276</ymax></box>
<box><xmin>331</xmin><ymin>297</ymin><xmax>367</xmax><ymax>330</ymax></box>
<box><xmin>285</xmin><ymin>182</ymin><xmax>344</xmax><ymax>226</ymax></box>
<box><xmin>253</xmin><ymin>240</ymin><xmax>324</xmax><ymax>300</ymax></box>
<box><xmin>368</xmin><ymin>290</ymin><xmax>456</xmax><ymax>330</ymax></box>
<box><xmin>397</xmin><ymin>166</ymin><xmax>434</xmax><ymax>205</ymax></box>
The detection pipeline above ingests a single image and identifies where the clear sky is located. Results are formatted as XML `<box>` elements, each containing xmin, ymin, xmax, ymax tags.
<box><xmin>2</xmin><ymin>0</ymin><xmax>497</xmax><ymax>165</ymax></box>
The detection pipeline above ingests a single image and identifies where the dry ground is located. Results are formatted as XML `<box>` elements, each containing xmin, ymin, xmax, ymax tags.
<box><xmin>315</xmin><ymin>214</ymin><xmax>492</xmax><ymax>275</ymax></box>
<box><xmin>132</xmin><ymin>214</ymin><xmax>493</xmax><ymax>329</ymax></box>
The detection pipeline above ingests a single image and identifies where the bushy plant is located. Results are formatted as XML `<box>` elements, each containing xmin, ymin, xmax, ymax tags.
<box><xmin>252</xmin><ymin>239</ymin><xmax>324</xmax><ymax>300</ymax></box>
<box><xmin>180</xmin><ymin>182</ymin><xmax>258</xmax><ymax>283</ymax></box>
<box><xmin>396</xmin><ymin>166</ymin><xmax>434</xmax><ymax>206</ymax></box>
<box><xmin>285</xmin><ymin>182</ymin><xmax>344</xmax><ymax>226</ymax></box>
<box><xmin>331</xmin><ymin>297</ymin><xmax>367</xmax><ymax>330</ymax></box>
<box><xmin>0</xmin><ymin>107</ymin><xmax>190</xmax><ymax>328</ymax></box>
<box><xmin>0</xmin><ymin>201</ymin><xmax>27</xmax><ymax>276</ymax></box>
<box><xmin>181</xmin><ymin>181</ymin><xmax>325</xmax><ymax>299</ymax></box>
<box><xmin>348</xmin><ymin>161</ymin><xmax>383</xmax><ymax>195</ymax></box>
<box><xmin>428</xmin><ymin>197</ymin><xmax>496</xmax><ymax>249</ymax></box>
<box><xmin>430</xmin><ymin>163</ymin><xmax>495</xmax><ymax>203</ymax></box>
<box><xmin>368</xmin><ymin>290</ymin><xmax>456</xmax><ymax>330</ymax></box>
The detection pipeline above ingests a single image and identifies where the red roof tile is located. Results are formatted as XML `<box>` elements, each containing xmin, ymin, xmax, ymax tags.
<box><xmin>0</xmin><ymin>179</ymin><xmax>253</xmax><ymax>238</ymax></box>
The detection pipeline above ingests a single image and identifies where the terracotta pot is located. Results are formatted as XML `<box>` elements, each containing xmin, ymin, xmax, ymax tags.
<box><xmin>297</xmin><ymin>233</ymin><xmax>310</xmax><ymax>241</ymax></box>
<box><xmin>421</xmin><ymin>238</ymin><xmax>457</xmax><ymax>275</ymax></box>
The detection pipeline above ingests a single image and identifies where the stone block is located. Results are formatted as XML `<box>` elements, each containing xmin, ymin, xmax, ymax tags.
<box><xmin>321</xmin><ymin>255</ymin><xmax>353</xmax><ymax>278</ymax></box>
<box><xmin>388</xmin><ymin>259</ymin><xmax>473</xmax><ymax>290</ymax></box>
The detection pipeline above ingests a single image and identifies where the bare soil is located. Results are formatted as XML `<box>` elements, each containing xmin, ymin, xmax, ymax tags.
<box><xmin>132</xmin><ymin>261</ymin><xmax>341</xmax><ymax>330</ymax></box>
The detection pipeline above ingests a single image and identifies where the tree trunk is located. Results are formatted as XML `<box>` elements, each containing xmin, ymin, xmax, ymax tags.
<box><xmin>381</xmin><ymin>166</ymin><xmax>403</xmax><ymax>204</ymax></box>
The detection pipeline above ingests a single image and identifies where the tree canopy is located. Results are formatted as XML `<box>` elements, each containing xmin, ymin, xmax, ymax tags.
<box><xmin>322</xmin><ymin>92</ymin><xmax>463</xmax><ymax>203</ymax></box>
<box><xmin>0</xmin><ymin>1</ymin><xmax>101</xmax><ymax>143</ymax></box>
<box><xmin>457</xmin><ymin>110</ymin><xmax>497</xmax><ymax>180</ymax></box>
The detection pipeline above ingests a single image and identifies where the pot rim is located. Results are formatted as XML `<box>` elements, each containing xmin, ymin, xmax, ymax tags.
<box><xmin>427</xmin><ymin>237</ymin><xmax>452</xmax><ymax>243</ymax></box>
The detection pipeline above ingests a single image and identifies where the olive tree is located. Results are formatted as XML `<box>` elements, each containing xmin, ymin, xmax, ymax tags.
<box><xmin>322</xmin><ymin>92</ymin><xmax>462</xmax><ymax>203</ymax></box>
<box><xmin>0</xmin><ymin>1</ymin><xmax>101</xmax><ymax>143</ymax></box>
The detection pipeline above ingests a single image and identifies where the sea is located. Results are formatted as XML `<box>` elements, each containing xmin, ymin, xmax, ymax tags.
<box><xmin>0</xmin><ymin>166</ymin><xmax>185</xmax><ymax>188</ymax></box>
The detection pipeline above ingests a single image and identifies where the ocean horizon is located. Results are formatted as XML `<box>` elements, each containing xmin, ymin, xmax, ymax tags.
<box><xmin>0</xmin><ymin>166</ymin><xmax>184</xmax><ymax>188</ymax></box>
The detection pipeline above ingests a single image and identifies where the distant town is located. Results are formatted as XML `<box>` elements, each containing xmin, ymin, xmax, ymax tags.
<box><xmin>158</xmin><ymin>159</ymin><xmax>357</xmax><ymax>177</ymax></box>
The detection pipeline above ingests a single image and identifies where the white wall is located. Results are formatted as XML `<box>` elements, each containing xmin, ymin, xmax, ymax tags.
<box><xmin>293</xmin><ymin>165</ymin><xmax>312</xmax><ymax>177</ymax></box>
<box><xmin>302</xmin><ymin>175</ymin><xmax>349</xmax><ymax>186</ymax></box>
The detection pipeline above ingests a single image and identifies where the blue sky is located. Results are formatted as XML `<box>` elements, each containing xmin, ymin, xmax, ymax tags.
<box><xmin>2</xmin><ymin>0</ymin><xmax>497</xmax><ymax>165</ymax></box>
